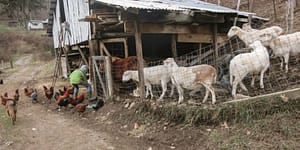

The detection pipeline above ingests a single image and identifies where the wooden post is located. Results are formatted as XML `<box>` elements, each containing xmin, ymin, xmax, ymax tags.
<box><xmin>88</xmin><ymin>40</ymin><xmax>98</xmax><ymax>91</ymax></box>
<box><xmin>124</xmin><ymin>38</ymin><xmax>129</xmax><ymax>58</ymax></box>
<box><xmin>171</xmin><ymin>34</ymin><xmax>177</xmax><ymax>57</ymax></box>
<box><xmin>234</xmin><ymin>0</ymin><xmax>241</xmax><ymax>26</ymax></box>
<box><xmin>134</xmin><ymin>21</ymin><xmax>145</xmax><ymax>99</ymax></box>
<box><xmin>99</xmin><ymin>41</ymin><xmax>104</xmax><ymax>56</ymax></box>
<box><xmin>248</xmin><ymin>14</ymin><xmax>253</xmax><ymax>26</ymax></box>
<box><xmin>273</xmin><ymin>0</ymin><xmax>278</xmax><ymax>21</ymax></box>
<box><xmin>77</xmin><ymin>46</ymin><xmax>89</xmax><ymax>66</ymax></box>
<box><xmin>291</xmin><ymin>0</ymin><xmax>295</xmax><ymax>32</ymax></box>
<box><xmin>248</xmin><ymin>0</ymin><xmax>254</xmax><ymax>12</ymax></box>
<box><xmin>104</xmin><ymin>56</ymin><xmax>113</xmax><ymax>97</ymax></box>
<box><xmin>213</xmin><ymin>23</ymin><xmax>218</xmax><ymax>66</ymax></box>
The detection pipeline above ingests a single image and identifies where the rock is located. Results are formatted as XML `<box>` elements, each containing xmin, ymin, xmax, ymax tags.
<box><xmin>32</xmin><ymin>128</ymin><xmax>37</xmax><ymax>131</ymax></box>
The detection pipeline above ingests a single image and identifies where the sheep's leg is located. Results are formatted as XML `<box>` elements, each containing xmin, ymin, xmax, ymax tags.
<box><xmin>280</xmin><ymin>57</ymin><xmax>284</xmax><ymax>70</ymax></box>
<box><xmin>202</xmin><ymin>87</ymin><xmax>209</xmax><ymax>103</ymax></box>
<box><xmin>148</xmin><ymin>85</ymin><xmax>154</xmax><ymax>99</ymax></box>
<box><xmin>260</xmin><ymin>66</ymin><xmax>269</xmax><ymax>89</ymax></box>
<box><xmin>202</xmin><ymin>83</ymin><xmax>216</xmax><ymax>104</ymax></box>
<box><xmin>169</xmin><ymin>84</ymin><xmax>175</xmax><ymax>97</ymax></box>
<box><xmin>158</xmin><ymin>80</ymin><xmax>168</xmax><ymax>100</ymax></box>
<box><xmin>145</xmin><ymin>85</ymin><xmax>149</xmax><ymax>99</ymax></box>
<box><xmin>251</xmin><ymin>75</ymin><xmax>255</xmax><ymax>88</ymax></box>
<box><xmin>176</xmin><ymin>85</ymin><xmax>184</xmax><ymax>104</ymax></box>
<box><xmin>283</xmin><ymin>53</ymin><xmax>290</xmax><ymax>73</ymax></box>
<box><xmin>232</xmin><ymin>79</ymin><xmax>239</xmax><ymax>99</ymax></box>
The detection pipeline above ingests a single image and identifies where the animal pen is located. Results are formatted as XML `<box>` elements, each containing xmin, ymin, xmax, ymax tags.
<box><xmin>47</xmin><ymin>0</ymin><xmax>300</xmax><ymax>104</ymax></box>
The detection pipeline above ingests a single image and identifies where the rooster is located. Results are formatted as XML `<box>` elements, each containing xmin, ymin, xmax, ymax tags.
<box><xmin>53</xmin><ymin>91</ymin><xmax>70</xmax><ymax>108</ymax></box>
<box><xmin>24</xmin><ymin>87</ymin><xmax>34</xmax><ymax>97</ymax></box>
<box><xmin>69</xmin><ymin>93</ymin><xmax>85</xmax><ymax>106</ymax></box>
<box><xmin>43</xmin><ymin>85</ymin><xmax>54</xmax><ymax>103</ymax></box>
<box><xmin>1</xmin><ymin>92</ymin><xmax>9</xmax><ymax>106</ymax></box>
<box><xmin>58</xmin><ymin>86</ymin><xmax>74</xmax><ymax>96</ymax></box>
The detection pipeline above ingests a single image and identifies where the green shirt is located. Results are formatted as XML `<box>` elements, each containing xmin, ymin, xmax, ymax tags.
<box><xmin>69</xmin><ymin>69</ymin><xmax>87</xmax><ymax>84</ymax></box>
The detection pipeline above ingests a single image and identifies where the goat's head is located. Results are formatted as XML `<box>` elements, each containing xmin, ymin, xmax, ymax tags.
<box><xmin>227</xmin><ymin>26</ymin><xmax>241</xmax><ymax>38</ymax></box>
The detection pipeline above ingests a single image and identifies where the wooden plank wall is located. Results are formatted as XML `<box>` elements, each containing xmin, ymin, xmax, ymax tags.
<box><xmin>52</xmin><ymin>1</ymin><xmax>61</xmax><ymax>48</ymax></box>
<box><xmin>52</xmin><ymin>0</ymin><xmax>91</xmax><ymax>48</ymax></box>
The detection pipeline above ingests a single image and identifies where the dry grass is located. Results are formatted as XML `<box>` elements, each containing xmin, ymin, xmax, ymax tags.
<box><xmin>134</xmin><ymin>97</ymin><xmax>300</xmax><ymax>126</ymax></box>
<box><xmin>0</xmin><ymin>26</ymin><xmax>54</xmax><ymax>62</ymax></box>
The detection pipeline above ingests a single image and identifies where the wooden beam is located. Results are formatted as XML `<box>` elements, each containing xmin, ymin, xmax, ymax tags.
<box><xmin>171</xmin><ymin>34</ymin><xmax>177</xmax><ymax>57</ymax></box>
<box><xmin>75</xmin><ymin>46</ymin><xmax>89</xmax><ymax>66</ymax></box>
<box><xmin>125</xmin><ymin>22</ymin><xmax>211</xmax><ymax>34</ymax></box>
<box><xmin>134</xmin><ymin>21</ymin><xmax>145</xmax><ymax>99</ymax></box>
<box><xmin>102</xmin><ymin>38</ymin><xmax>126</xmax><ymax>43</ymax></box>
<box><xmin>99</xmin><ymin>41</ymin><xmax>111</xmax><ymax>56</ymax></box>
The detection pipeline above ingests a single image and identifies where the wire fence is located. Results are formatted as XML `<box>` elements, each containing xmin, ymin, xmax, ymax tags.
<box><xmin>93</xmin><ymin>25</ymin><xmax>300</xmax><ymax>104</ymax></box>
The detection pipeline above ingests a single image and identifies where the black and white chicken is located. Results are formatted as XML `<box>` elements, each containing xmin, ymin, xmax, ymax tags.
<box><xmin>31</xmin><ymin>89</ymin><xmax>38</xmax><ymax>103</ymax></box>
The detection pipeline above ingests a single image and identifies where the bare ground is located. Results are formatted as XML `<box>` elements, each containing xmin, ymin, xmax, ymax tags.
<box><xmin>0</xmin><ymin>55</ymin><xmax>143</xmax><ymax>150</ymax></box>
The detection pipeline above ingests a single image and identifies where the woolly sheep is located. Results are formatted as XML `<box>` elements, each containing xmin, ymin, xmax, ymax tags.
<box><xmin>122</xmin><ymin>65</ymin><xmax>174</xmax><ymax>100</ymax></box>
<box><xmin>227</xmin><ymin>25</ymin><xmax>284</xmax><ymax>47</ymax></box>
<box><xmin>229</xmin><ymin>41</ymin><xmax>270</xmax><ymax>98</ymax></box>
<box><xmin>163</xmin><ymin>58</ymin><xmax>217</xmax><ymax>104</ymax></box>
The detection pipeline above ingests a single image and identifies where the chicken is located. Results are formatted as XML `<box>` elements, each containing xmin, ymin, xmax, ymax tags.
<box><xmin>58</xmin><ymin>86</ymin><xmax>73</xmax><ymax>95</ymax></box>
<box><xmin>69</xmin><ymin>93</ymin><xmax>85</xmax><ymax>106</ymax></box>
<box><xmin>53</xmin><ymin>91</ymin><xmax>70</xmax><ymax>108</ymax></box>
<box><xmin>31</xmin><ymin>89</ymin><xmax>38</xmax><ymax>103</ymax></box>
<box><xmin>24</xmin><ymin>87</ymin><xmax>34</xmax><ymax>97</ymax></box>
<box><xmin>13</xmin><ymin>89</ymin><xmax>20</xmax><ymax>101</ymax></box>
<box><xmin>86</xmin><ymin>97</ymin><xmax>104</xmax><ymax>111</ymax></box>
<box><xmin>74</xmin><ymin>103</ymin><xmax>88</xmax><ymax>113</ymax></box>
<box><xmin>43</xmin><ymin>85</ymin><xmax>54</xmax><ymax>103</ymax></box>
<box><xmin>1</xmin><ymin>92</ymin><xmax>9</xmax><ymax>105</ymax></box>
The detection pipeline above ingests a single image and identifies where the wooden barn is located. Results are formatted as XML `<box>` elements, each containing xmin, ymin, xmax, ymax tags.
<box><xmin>47</xmin><ymin>0</ymin><xmax>268</xmax><ymax>98</ymax></box>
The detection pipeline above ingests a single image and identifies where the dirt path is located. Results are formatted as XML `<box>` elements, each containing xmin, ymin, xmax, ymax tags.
<box><xmin>0</xmin><ymin>55</ymin><xmax>118</xmax><ymax>150</ymax></box>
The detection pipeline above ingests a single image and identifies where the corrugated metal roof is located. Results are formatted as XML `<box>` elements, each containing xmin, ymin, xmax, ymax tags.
<box><xmin>95</xmin><ymin>0</ymin><xmax>239</xmax><ymax>14</ymax></box>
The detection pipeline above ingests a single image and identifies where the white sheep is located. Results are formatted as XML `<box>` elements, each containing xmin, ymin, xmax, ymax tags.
<box><xmin>227</xmin><ymin>25</ymin><xmax>284</xmax><ymax>47</ymax></box>
<box><xmin>163</xmin><ymin>58</ymin><xmax>217</xmax><ymax>104</ymax></box>
<box><xmin>122</xmin><ymin>65</ymin><xmax>174</xmax><ymax>100</ymax></box>
<box><xmin>229</xmin><ymin>41</ymin><xmax>270</xmax><ymax>98</ymax></box>
<box><xmin>242</xmin><ymin>23</ymin><xmax>258</xmax><ymax>32</ymax></box>
<box><xmin>268</xmin><ymin>31</ymin><xmax>300</xmax><ymax>73</ymax></box>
